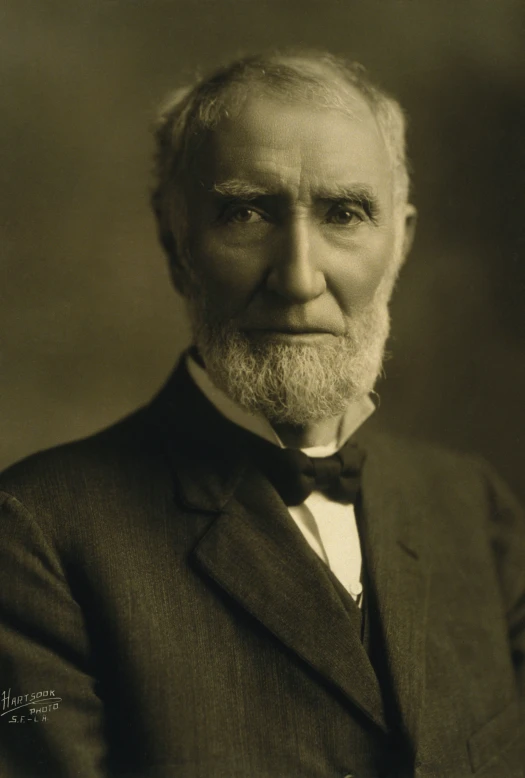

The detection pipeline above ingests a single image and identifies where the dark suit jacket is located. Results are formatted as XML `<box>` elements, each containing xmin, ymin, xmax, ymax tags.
<box><xmin>0</xmin><ymin>359</ymin><xmax>524</xmax><ymax>778</ymax></box>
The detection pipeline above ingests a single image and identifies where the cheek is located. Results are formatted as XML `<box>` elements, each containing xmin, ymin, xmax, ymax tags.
<box><xmin>331</xmin><ymin>228</ymin><xmax>398</xmax><ymax>312</ymax></box>
<box><xmin>189</xmin><ymin>235</ymin><xmax>265</xmax><ymax>313</ymax></box>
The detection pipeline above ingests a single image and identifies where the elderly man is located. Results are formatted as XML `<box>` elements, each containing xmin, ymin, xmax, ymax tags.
<box><xmin>0</xmin><ymin>51</ymin><xmax>524</xmax><ymax>778</ymax></box>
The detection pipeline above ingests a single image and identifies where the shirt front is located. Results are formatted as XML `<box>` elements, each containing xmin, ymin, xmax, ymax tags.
<box><xmin>187</xmin><ymin>355</ymin><xmax>375</xmax><ymax>604</ymax></box>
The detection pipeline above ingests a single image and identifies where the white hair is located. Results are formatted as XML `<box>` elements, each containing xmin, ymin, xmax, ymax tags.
<box><xmin>150</xmin><ymin>49</ymin><xmax>410</xmax><ymax>272</ymax></box>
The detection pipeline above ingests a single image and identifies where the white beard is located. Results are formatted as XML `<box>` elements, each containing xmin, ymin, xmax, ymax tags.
<box><xmin>185</xmin><ymin>285</ymin><xmax>392</xmax><ymax>426</ymax></box>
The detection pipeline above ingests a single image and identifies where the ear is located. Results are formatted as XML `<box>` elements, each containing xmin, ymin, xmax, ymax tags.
<box><xmin>157</xmin><ymin>226</ymin><xmax>191</xmax><ymax>297</ymax></box>
<box><xmin>401</xmin><ymin>203</ymin><xmax>418</xmax><ymax>260</ymax></box>
<box><xmin>168</xmin><ymin>254</ymin><xmax>191</xmax><ymax>298</ymax></box>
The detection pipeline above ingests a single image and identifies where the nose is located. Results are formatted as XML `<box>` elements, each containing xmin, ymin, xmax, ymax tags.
<box><xmin>265</xmin><ymin>217</ymin><xmax>326</xmax><ymax>303</ymax></box>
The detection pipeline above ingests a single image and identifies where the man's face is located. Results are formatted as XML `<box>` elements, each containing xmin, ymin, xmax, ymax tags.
<box><xmin>170</xmin><ymin>91</ymin><xmax>415</xmax><ymax>425</ymax></box>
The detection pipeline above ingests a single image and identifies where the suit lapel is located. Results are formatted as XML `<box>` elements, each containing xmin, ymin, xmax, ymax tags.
<box><xmin>191</xmin><ymin>465</ymin><xmax>388</xmax><ymax>731</ymax></box>
<box><xmin>356</xmin><ymin>434</ymin><xmax>431</xmax><ymax>747</ymax></box>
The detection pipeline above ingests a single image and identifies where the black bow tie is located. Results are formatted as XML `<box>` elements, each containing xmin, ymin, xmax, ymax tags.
<box><xmin>251</xmin><ymin>438</ymin><xmax>365</xmax><ymax>507</ymax></box>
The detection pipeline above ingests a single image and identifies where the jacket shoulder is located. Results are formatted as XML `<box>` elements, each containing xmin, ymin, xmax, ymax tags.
<box><xmin>0</xmin><ymin>404</ymin><xmax>163</xmax><ymax>509</ymax></box>
<box><xmin>359</xmin><ymin>429</ymin><xmax>524</xmax><ymax>512</ymax></box>
<box><xmin>359</xmin><ymin>428</ymin><xmax>483</xmax><ymax>472</ymax></box>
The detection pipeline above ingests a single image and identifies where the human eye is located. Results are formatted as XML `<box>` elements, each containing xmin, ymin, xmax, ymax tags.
<box><xmin>325</xmin><ymin>202</ymin><xmax>365</xmax><ymax>226</ymax></box>
<box><xmin>220</xmin><ymin>203</ymin><xmax>267</xmax><ymax>225</ymax></box>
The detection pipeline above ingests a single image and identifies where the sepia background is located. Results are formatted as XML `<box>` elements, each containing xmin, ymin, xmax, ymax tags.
<box><xmin>1</xmin><ymin>0</ymin><xmax>524</xmax><ymax>500</ymax></box>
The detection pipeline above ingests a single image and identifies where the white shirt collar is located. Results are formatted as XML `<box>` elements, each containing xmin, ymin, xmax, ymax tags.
<box><xmin>186</xmin><ymin>353</ymin><xmax>375</xmax><ymax>456</ymax></box>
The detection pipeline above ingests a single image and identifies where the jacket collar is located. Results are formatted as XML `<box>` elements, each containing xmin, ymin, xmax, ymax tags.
<box><xmin>149</xmin><ymin>355</ymin><xmax>249</xmax><ymax>513</ymax></box>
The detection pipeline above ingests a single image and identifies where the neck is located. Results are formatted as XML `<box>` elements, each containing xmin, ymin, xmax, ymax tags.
<box><xmin>272</xmin><ymin>414</ymin><xmax>343</xmax><ymax>449</ymax></box>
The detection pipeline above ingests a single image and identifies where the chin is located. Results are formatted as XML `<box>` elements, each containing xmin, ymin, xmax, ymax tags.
<box><xmin>196</xmin><ymin>325</ymin><xmax>387</xmax><ymax>426</ymax></box>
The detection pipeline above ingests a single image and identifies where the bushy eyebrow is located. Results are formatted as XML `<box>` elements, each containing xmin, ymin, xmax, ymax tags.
<box><xmin>211</xmin><ymin>180</ymin><xmax>271</xmax><ymax>199</ymax></box>
<box><xmin>210</xmin><ymin>179</ymin><xmax>381</xmax><ymax>220</ymax></box>
<box><xmin>314</xmin><ymin>184</ymin><xmax>376</xmax><ymax>203</ymax></box>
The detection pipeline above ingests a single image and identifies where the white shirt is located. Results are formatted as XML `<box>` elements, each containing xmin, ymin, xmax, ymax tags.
<box><xmin>187</xmin><ymin>355</ymin><xmax>375</xmax><ymax>605</ymax></box>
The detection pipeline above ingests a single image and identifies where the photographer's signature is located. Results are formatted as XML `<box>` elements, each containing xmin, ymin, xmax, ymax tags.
<box><xmin>1</xmin><ymin>688</ymin><xmax>62</xmax><ymax>723</ymax></box>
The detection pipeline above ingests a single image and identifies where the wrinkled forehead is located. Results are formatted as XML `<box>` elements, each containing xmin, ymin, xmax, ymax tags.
<box><xmin>187</xmin><ymin>90</ymin><xmax>393</xmax><ymax>201</ymax></box>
